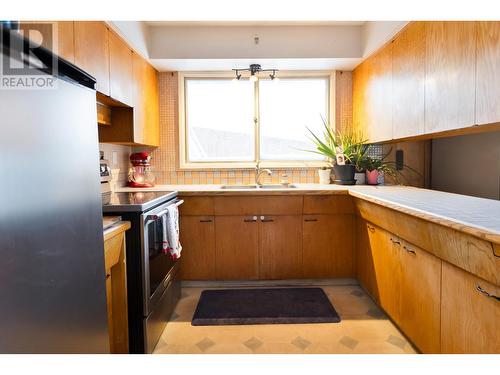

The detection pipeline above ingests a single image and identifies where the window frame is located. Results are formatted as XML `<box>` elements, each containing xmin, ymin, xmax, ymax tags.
<box><xmin>178</xmin><ymin>70</ymin><xmax>336</xmax><ymax>170</ymax></box>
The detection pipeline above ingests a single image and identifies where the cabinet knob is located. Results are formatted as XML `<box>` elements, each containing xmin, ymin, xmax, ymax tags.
<box><xmin>244</xmin><ymin>216</ymin><xmax>257</xmax><ymax>222</ymax></box>
<box><xmin>367</xmin><ymin>225</ymin><xmax>375</xmax><ymax>232</ymax></box>
<box><xmin>260</xmin><ymin>216</ymin><xmax>274</xmax><ymax>222</ymax></box>
<box><xmin>403</xmin><ymin>245</ymin><xmax>416</xmax><ymax>255</ymax></box>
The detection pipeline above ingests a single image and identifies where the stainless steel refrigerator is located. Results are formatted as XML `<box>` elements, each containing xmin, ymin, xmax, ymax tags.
<box><xmin>0</xmin><ymin>25</ymin><xmax>109</xmax><ymax>353</ymax></box>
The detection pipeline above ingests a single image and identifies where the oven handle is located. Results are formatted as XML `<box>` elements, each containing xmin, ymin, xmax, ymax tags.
<box><xmin>146</xmin><ymin>199</ymin><xmax>184</xmax><ymax>222</ymax></box>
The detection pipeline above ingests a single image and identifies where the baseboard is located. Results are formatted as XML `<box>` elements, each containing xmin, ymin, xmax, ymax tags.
<box><xmin>180</xmin><ymin>278</ymin><xmax>359</xmax><ymax>288</ymax></box>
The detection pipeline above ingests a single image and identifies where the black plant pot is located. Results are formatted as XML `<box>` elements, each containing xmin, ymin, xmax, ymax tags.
<box><xmin>333</xmin><ymin>164</ymin><xmax>356</xmax><ymax>183</ymax></box>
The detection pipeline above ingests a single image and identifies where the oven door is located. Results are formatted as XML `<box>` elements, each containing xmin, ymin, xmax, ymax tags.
<box><xmin>141</xmin><ymin>199</ymin><xmax>183</xmax><ymax>316</ymax></box>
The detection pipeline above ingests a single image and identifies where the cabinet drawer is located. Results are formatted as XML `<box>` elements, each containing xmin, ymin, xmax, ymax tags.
<box><xmin>214</xmin><ymin>196</ymin><xmax>303</xmax><ymax>216</ymax></box>
<box><xmin>303</xmin><ymin>195</ymin><xmax>353</xmax><ymax>214</ymax></box>
<box><xmin>179</xmin><ymin>197</ymin><xmax>214</xmax><ymax>216</ymax></box>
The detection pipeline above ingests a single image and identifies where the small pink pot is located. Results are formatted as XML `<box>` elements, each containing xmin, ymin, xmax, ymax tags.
<box><xmin>366</xmin><ymin>170</ymin><xmax>379</xmax><ymax>185</ymax></box>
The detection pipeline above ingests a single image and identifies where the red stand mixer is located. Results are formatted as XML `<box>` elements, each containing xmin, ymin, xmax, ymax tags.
<box><xmin>127</xmin><ymin>152</ymin><xmax>156</xmax><ymax>188</ymax></box>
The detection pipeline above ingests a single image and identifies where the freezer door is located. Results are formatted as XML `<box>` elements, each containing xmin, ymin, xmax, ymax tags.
<box><xmin>0</xmin><ymin>76</ymin><xmax>109</xmax><ymax>352</ymax></box>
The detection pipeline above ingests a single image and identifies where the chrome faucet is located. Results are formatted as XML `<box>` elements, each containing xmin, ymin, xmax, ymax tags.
<box><xmin>255</xmin><ymin>162</ymin><xmax>272</xmax><ymax>186</ymax></box>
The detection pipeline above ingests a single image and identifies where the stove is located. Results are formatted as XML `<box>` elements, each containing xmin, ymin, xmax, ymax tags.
<box><xmin>103</xmin><ymin>191</ymin><xmax>178</xmax><ymax>212</ymax></box>
<box><xmin>102</xmin><ymin>189</ymin><xmax>181</xmax><ymax>353</ymax></box>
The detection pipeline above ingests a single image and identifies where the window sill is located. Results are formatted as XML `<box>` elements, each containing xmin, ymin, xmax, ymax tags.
<box><xmin>178</xmin><ymin>161</ymin><xmax>328</xmax><ymax>170</ymax></box>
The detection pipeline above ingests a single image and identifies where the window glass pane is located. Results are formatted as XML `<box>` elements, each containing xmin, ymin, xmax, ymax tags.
<box><xmin>185</xmin><ymin>79</ymin><xmax>255</xmax><ymax>162</ymax></box>
<box><xmin>259</xmin><ymin>77</ymin><xmax>328</xmax><ymax>161</ymax></box>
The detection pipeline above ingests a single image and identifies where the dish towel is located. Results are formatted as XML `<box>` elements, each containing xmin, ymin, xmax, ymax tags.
<box><xmin>165</xmin><ymin>204</ymin><xmax>182</xmax><ymax>260</ymax></box>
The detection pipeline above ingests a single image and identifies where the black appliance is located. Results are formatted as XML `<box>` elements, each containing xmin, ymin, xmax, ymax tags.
<box><xmin>103</xmin><ymin>191</ymin><xmax>182</xmax><ymax>353</ymax></box>
<box><xmin>0</xmin><ymin>25</ymin><xmax>109</xmax><ymax>352</ymax></box>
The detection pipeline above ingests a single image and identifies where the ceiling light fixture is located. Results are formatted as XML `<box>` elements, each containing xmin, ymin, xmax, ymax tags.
<box><xmin>232</xmin><ymin>64</ymin><xmax>278</xmax><ymax>82</ymax></box>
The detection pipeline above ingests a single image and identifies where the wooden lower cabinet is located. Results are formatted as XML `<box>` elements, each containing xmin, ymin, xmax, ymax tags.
<box><xmin>355</xmin><ymin>219</ymin><xmax>379</xmax><ymax>299</ymax></box>
<box><xmin>441</xmin><ymin>262</ymin><xmax>500</xmax><ymax>353</ymax></box>
<box><xmin>103</xmin><ymin>221</ymin><xmax>130</xmax><ymax>354</ymax></box>
<box><xmin>356</xmin><ymin>218</ymin><xmax>442</xmax><ymax>353</ymax></box>
<box><xmin>259</xmin><ymin>215</ymin><xmax>302</xmax><ymax>280</ymax></box>
<box><xmin>399</xmin><ymin>241</ymin><xmax>441</xmax><ymax>353</ymax></box>
<box><xmin>370</xmin><ymin>226</ymin><xmax>401</xmax><ymax>322</ymax></box>
<box><xmin>303</xmin><ymin>215</ymin><xmax>354</xmax><ymax>278</ymax></box>
<box><xmin>215</xmin><ymin>216</ymin><xmax>259</xmax><ymax>280</ymax></box>
<box><xmin>179</xmin><ymin>216</ymin><xmax>216</xmax><ymax>280</ymax></box>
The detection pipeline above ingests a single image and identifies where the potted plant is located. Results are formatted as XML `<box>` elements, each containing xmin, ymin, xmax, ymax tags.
<box><xmin>306</xmin><ymin>120</ymin><xmax>367</xmax><ymax>185</ymax></box>
<box><xmin>358</xmin><ymin>149</ymin><xmax>422</xmax><ymax>185</ymax></box>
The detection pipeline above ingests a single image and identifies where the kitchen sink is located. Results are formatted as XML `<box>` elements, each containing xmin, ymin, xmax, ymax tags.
<box><xmin>220</xmin><ymin>184</ymin><xmax>297</xmax><ymax>189</ymax></box>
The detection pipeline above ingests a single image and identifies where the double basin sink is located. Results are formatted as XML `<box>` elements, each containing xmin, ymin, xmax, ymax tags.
<box><xmin>220</xmin><ymin>184</ymin><xmax>298</xmax><ymax>190</ymax></box>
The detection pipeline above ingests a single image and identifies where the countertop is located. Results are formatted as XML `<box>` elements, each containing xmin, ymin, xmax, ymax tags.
<box><xmin>115</xmin><ymin>184</ymin><xmax>500</xmax><ymax>244</ymax></box>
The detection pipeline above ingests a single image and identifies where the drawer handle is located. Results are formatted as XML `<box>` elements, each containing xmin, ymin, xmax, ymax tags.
<box><xmin>244</xmin><ymin>216</ymin><xmax>258</xmax><ymax>222</ymax></box>
<box><xmin>390</xmin><ymin>237</ymin><xmax>401</xmax><ymax>246</ymax></box>
<box><xmin>199</xmin><ymin>219</ymin><xmax>213</xmax><ymax>223</ymax></box>
<box><xmin>304</xmin><ymin>218</ymin><xmax>318</xmax><ymax>222</ymax></box>
<box><xmin>403</xmin><ymin>245</ymin><xmax>416</xmax><ymax>255</ymax></box>
<box><xmin>476</xmin><ymin>285</ymin><xmax>500</xmax><ymax>302</ymax></box>
<box><xmin>260</xmin><ymin>216</ymin><xmax>274</xmax><ymax>222</ymax></box>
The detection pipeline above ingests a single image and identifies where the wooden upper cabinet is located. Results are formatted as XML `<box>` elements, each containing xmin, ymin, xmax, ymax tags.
<box><xmin>424</xmin><ymin>22</ymin><xmax>476</xmax><ymax>134</ymax></box>
<box><xmin>353</xmin><ymin>38</ymin><xmax>394</xmax><ymax>143</ymax></box>
<box><xmin>109</xmin><ymin>31</ymin><xmax>133</xmax><ymax>106</ymax></box>
<box><xmin>399</xmin><ymin>240</ymin><xmax>441</xmax><ymax>353</ymax></box>
<box><xmin>74</xmin><ymin>21</ymin><xmax>110</xmax><ymax>95</ymax></box>
<box><xmin>19</xmin><ymin>21</ymin><xmax>75</xmax><ymax>63</ymax></box>
<box><xmin>476</xmin><ymin>21</ymin><xmax>500</xmax><ymax>126</ymax></box>
<box><xmin>392</xmin><ymin>21</ymin><xmax>425</xmax><ymax>139</ymax></box>
<box><xmin>352</xmin><ymin>60</ymin><xmax>368</xmax><ymax>137</ymax></box>
<box><xmin>54</xmin><ymin>21</ymin><xmax>75</xmax><ymax>63</ymax></box>
<box><xmin>441</xmin><ymin>262</ymin><xmax>500</xmax><ymax>353</ymax></box>
<box><xmin>366</xmin><ymin>45</ymin><xmax>393</xmax><ymax>143</ymax></box>
<box><xmin>132</xmin><ymin>53</ymin><xmax>160</xmax><ymax>146</ymax></box>
<box><xmin>303</xmin><ymin>215</ymin><xmax>354</xmax><ymax>278</ymax></box>
<box><xmin>259</xmin><ymin>215</ymin><xmax>302</xmax><ymax>280</ymax></box>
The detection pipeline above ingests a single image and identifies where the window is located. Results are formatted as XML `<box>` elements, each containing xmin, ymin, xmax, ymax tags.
<box><xmin>179</xmin><ymin>72</ymin><xmax>333</xmax><ymax>169</ymax></box>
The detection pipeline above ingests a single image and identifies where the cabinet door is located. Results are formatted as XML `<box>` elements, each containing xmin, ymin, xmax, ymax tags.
<box><xmin>392</xmin><ymin>22</ymin><xmax>425</xmax><ymax>138</ymax></box>
<box><xmin>132</xmin><ymin>53</ymin><xmax>160</xmax><ymax>146</ymax></box>
<box><xmin>476</xmin><ymin>21</ymin><xmax>500</xmax><ymax>126</ymax></box>
<box><xmin>441</xmin><ymin>262</ymin><xmax>500</xmax><ymax>353</ymax></box>
<box><xmin>303</xmin><ymin>215</ymin><xmax>354</xmax><ymax>278</ymax></box>
<box><xmin>178</xmin><ymin>216</ymin><xmax>215</xmax><ymax>280</ymax></box>
<box><xmin>365</xmin><ymin>45</ymin><xmax>393</xmax><ymax>142</ymax></box>
<box><xmin>19</xmin><ymin>21</ymin><xmax>75</xmax><ymax>63</ymax></box>
<box><xmin>259</xmin><ymin>215</ymin><xmax>302</xmax><ymax>280</ymax></box>
<box><xmin>353</xmin><ymin>60</ymin><xmax>368</xmax><ymax>137</ymax></box>
<box><xmin>425</xmin><ymin>22</ymin><xmax>476</xmax><ymax>134</ymax></box>
<box><xmin>399</xmin><ymin>241</ymin><xmax>441</xmax><ymax>353</ymax></box>
<box><xmin>215</xmin><ymin>216</ymin><xmax>259</xmax><ymax>280</ymax></box>
<box><xmin>74</xmin><ymin>21</ymin><xmax>110</xmax><ymax>95</ymax></box>
<box><xmin>355</xmin><ymin>219</ymin><xmax>379</xmax><ymax>300</ymax></box>
<box><xmin>370</xmin><ymin>226</ymin><xmax>401</xmax><ymax>321</ymax></box>
<box><xmin>109</xmin><ymin>31</ymin><xmax>133</xmax><ymax>106</ymax></box>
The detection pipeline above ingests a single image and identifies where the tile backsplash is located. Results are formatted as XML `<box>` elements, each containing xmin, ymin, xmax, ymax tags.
<box><xmin>102</xmin><ymin>70</ymin><xmax>353</xmax><ymax>187</ymax></box>
<box><xmin>99</xmin><ymin>143</ymin><xmax>131</xmax><ymax>188</ymax></box>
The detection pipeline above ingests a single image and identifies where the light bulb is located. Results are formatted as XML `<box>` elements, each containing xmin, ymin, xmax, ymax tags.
<box><xmin>249</xmin><ymin>74</ymin><xmax>258</xmax><ymax>82</ymax></box>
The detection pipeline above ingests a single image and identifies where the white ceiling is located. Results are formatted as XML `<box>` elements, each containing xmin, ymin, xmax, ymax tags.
<box><xmin>145</xmin><ymin>21</ymin><xmax>366</xmax><ymax>26</ymax></box>
<box><xmin>109</xmin><ymin>21</ymin><xmax>407</xmax><ymax>72</ymax></box>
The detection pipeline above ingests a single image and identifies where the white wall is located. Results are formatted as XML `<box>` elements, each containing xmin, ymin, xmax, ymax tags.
<box><xmin>148</xmin><ymin>25</ymin><xmax>363</xmax><ymax>59</ymax></box>
<box><xmin>361</xmin><ymin>21</ymin><xmax>408</xmax><ymax>58</ymax></box>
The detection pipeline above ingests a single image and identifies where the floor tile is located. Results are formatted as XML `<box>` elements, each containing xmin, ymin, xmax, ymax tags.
<box><xmin>153</xmin><ymin>285</ymin><xmax>417</xmax><ymax>354</ymax></box>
